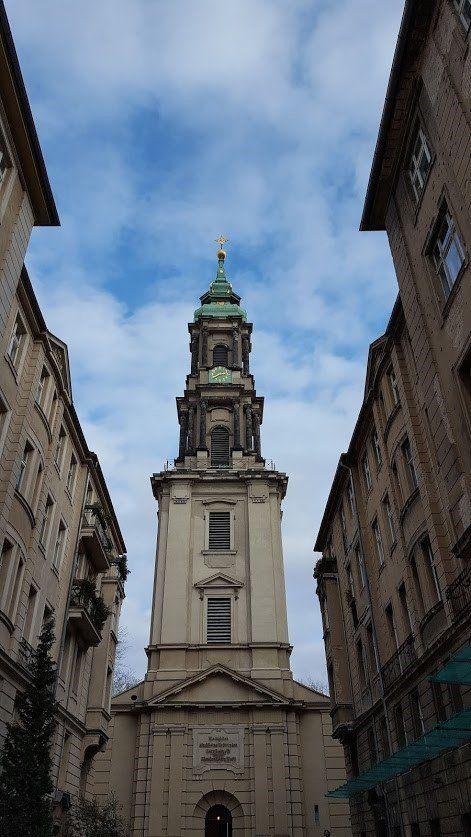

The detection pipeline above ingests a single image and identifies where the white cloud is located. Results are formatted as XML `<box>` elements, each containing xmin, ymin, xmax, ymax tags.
<box><xmin>11</xmin><ymin>0</ymin><xmax>405</xmax><ymax>682</ymax></box>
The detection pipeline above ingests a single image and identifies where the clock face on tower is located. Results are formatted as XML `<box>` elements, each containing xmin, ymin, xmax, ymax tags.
<box><xmin>208</xmin><ymin>366</ymin><xmax>232</xmax><ymax>384</ymax></box>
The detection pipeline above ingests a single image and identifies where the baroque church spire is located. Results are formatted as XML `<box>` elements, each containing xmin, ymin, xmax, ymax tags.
<box><xmin>176</xmin><ymin>242</ymin><xmax>264</xmax><ymax>467</ymax></box>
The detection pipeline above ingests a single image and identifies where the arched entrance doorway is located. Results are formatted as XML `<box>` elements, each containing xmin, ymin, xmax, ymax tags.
<box><xmin>205</xmin><ymin>804</ymin><xmax>233</xmax><ymax>836</ymax></box>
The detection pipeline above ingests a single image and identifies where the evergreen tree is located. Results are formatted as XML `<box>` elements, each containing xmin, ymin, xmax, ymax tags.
<box><xmin>0</xmin><ymin>617</ymin><xmax>57</xmax><ymax>837</ymax></box>
<box><xmin>69</xmin><ymin>795</ymin><xmax>126</xmax><ymax>837</ymax></box>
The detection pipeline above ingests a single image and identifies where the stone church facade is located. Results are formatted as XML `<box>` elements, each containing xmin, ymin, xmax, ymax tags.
<box><xmin>95</xmin><ymin>248</ymin><xmax>351</xmax><ymax>836</ymax></box>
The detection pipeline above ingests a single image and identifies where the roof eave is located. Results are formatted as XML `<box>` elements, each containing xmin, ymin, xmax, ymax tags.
<box><xmin>0</xmin><ymin>1</ymin><xmax>59</xmax><ymax>226</ymax></box>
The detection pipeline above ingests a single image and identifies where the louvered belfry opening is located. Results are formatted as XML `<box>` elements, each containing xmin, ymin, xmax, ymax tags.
<box><xmin>213</xmin><ymin>344</ymin><xmax>229</xmax><ymax>366</ymax></box>
<box><xmin>207</xmin><ymin>597</ymin><xmax>231</xmax><ymax>643</ymax></box>
<box><xmin>208</xmin><ymin>510</ymin><xmax>231</xmax><ymax>550</ymax></box>
<box><xmin>211</xmin><ymin>426</ymin><xmax>230</xmax><ymax>467</ymax></box>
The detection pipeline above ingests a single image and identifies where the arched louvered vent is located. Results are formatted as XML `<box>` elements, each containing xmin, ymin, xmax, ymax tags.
<box><xmin>211</xmin><ymin>426</ymin><xmax>230</xmax><ymax>468</ymax></box>
<box><xmin>207</xmin><ymin>597</ymin><xmax>231</xmax><ymax>643</ymax></box>
<box><xmin>213</xmin><ymin>344</ymin><xmax>229</xmax><ymax>366</ymax></box>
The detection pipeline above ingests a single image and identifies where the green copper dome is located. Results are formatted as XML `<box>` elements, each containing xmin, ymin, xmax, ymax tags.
<box><xmin>194</xmin><ymin>250</ymin><xmax>247</xmax><ymax>322</ymax></box>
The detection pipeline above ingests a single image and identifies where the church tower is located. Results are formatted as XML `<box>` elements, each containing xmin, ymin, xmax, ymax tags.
<box><xmin>95</xmin><ymin>246</ymin><xmax>350</xmax><ymax>837</ymax></box>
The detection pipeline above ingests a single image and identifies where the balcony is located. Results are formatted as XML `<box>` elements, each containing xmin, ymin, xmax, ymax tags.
<box><xmin>381</xmin><ymin>634</ymin><xmax>417</xmax><ymax>692</ymax></box>
<box><xmin>80</xmin><ymin>505</ymin><xmax>112</xmax><ymax>572</ymax></box>
<box><xmin>446</xmin><ymin>564</ymin><xmax>471</xmax><ymax>621</ymax></box>
<box><xmin>18</xmin><ymin>637</ymin><xmax>35</xmax><ymax>673</ymax></box>
<box><xmin>68</xmin><ymin>579</ymin><xmax>110</xmax><ymax>648</ymax></box>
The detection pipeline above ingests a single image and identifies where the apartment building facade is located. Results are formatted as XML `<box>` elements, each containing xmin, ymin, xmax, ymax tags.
<box><xmin>315</xmin><ymin>2</ymin><xmax>471</xmax><ymax>835</ymax></box>
<box><xmin>0</xmin><ymin>0</ymin><xmax>127</xmax><ymax>814</ymax></box>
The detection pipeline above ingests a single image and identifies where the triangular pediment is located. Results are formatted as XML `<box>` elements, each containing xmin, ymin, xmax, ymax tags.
<box><xmin>147</xmin><ymin>664</ymin><xmax>289</xmax><ymax>707</ymax></box>
<box><xmin>46</xmin><ymin>332</ymin><xmax>72</xmax><ymax>399</ymax></box>
<box><xmin>194</xmin><ymin>573</ymin><xmax>244</xmax><ymax>590</ymax></box>
<box><xmin>364</xmin><ymin>335</ymin><xmax>387</xmax><ymax>398</ymax></box>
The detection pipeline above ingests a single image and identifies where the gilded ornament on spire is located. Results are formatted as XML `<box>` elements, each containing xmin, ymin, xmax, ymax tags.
<box><xmin>215</xmin><ymin>235</ymin><xmax>228</xmax><ymax>260</ymax></box>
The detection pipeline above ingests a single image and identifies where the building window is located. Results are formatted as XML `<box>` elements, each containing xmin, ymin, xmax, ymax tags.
<box><xmin>8</xmin><ymin>553</ymin><xmax>25</xmax><ymax>623</ymax></box>
<box><xmin>388</xmin><ymin>367</ymin><xmax>399</xmax><ymax>406</ymax></box>
<box><xmin>394</xmin><ymin>702</ymin><xmax>408</xmax><ymax>749</ymax></box>
<box><xmin>453</xmin><ymin>0</ymin><xmax>471</xmax><ymax>30</ymax></box>
<box><xmin>349</xmin><ymin>737</ymin><xmax>359</xmax><ymax>776</ymax></box>
<box><xmin>339</xmin><ymin>503</ymin><xmax>347</xmax><ymax>543</ymax></box>
<box><xmin>208</xmin><ymin>510</ymin><xmax>231</xmax><ymax>550</ymax></box>
<box><xmin>402</xmin><ymin>438</ymin><xmax>418</xmax><ymax>491</ymax></box>
<box><xmin>431</xmin><ymin>204</ymin><xmax>465</xmax><ymax>299</ymax></box>
<box><xmin>314</xmin><ymin>804</ymin><xmax>320</xmax><ymax>825</ymax></box>
<box><xmin>410</xmin><ymin>688</ymin><xmax>425</xmax><ymax>738</ymax></box>
<box><xmin>429</xmin><ymin>820</ymin><xmax>441</xmax><ymax>837</ymax></box>
<box><xmin>398</xmin><ymin>582</ymin><xmax>413</xmax><ymax>635</ymax></box>
<box><xmin>367</xmin><ymin>726</ymin><xmax>377</xmax><ymax>766</ymax></box>
<box><xmin>420</xmin><ymin>537</ymin><xmax>441</xmax><ymax>603</ymax></box>
<box><xmin>385</xmin><ymin>602</ymin><xmax>398</xmax><ymax>650</ymax></box>
<box><xmin>39</xmin><ymin>496</ymin><xmax>54</xmax><ymax>547</ymax></box>
<box><xmin>383</xmin><ymin>495</ymin><xmax>396</xmax><ymax>545</ymax></box>
<box><xmin>72</xmin><ymin>646</ymin><xmax>83</xmax><ymax>694</ymax></box>
<box><xmin>54</xmin><ymin>426</ymin><xmax>67</xmax><ymax>471</ymax></box>
<box><xmin>362</xmin><ymin>453</ymin><xmax>372</xmax><ymax>491</ymax></box>
<box><xmin>355</xmin><ymin>544</ymin><xmax>366</xmax><ymax>589</ymax></box>
<box><xmin>366</xmin><ymin>622</ymin><xmax>378</xmax><ymax>675</ymax></box>
<box><xmin>66</xmin><ymin>453</ymin><xmax>77</xmax><ymax>495</ymax></box>
<box><xmin>378</xmin><ymin>715</ymin><xmax>390</xmax><ymax>758</ymax></box>
<box><xmin>356</xmin><ymin>639</ymin><xmax>366</xmax><ymax>690</ymax></box>
<box><xmin>410</xmin><ymin>824</ymin><xmax>421</xmax><ymax>837</ymax></box>
<box><xmin>53</xmin><ymin>520</ymin><xmax>66</xmax><ymax>570</ymax></box>
<box><xmin>408</xmin><ymin>125</ymin><xmax>432</xmax><ymax>203</ymax></box>
<box><xmin>372</xmin><ymin>519</ymin><xmax>385</xmax><ymax>566</ymax></box>
<box><xmin>372</xmin><ymin>429</ymin><xmax>382</xmax><ymax>468</ymax></box>
<box><xmin>23</xmin><ymin>585</ymin><xmax>38</xmax><ymax>644</ymax></box>
<box><xmin>16</xmin><ymin>441</ymin><xmax>33</xmax><ymax>494</ymax></box>
<box><xmin>347</xmin><ymin>480</ymin><xmax>355</xmax><ymax>516</ymax></box>
<box><xmin>210</xmin><ymin>426</ymin><xmax>230</xmax><ymax>468</ymax></box>
<box><xmin>411</xmin><ymin>554</ymin><xmax>425</xmax><ymax>618</ymax></box>
<box><xmin>322</xmin><ymin>598</ymin><xmax>330</xmax><ymax>633</ymax></box>
<box><xmin>35</xmin><ymin>367</ymin><xmax>49</xmax><ymax>408</ymax></box>
<box><xmin>206</xmin><ymin>597</ymin><xmax>231</xmax><ymax>643</ymax></box>
<box><xmin>347</xmin><ymin>563</ymin><xmax>355</xmax><ymax>600</ymax></box>
<box><xmin>7</xmin><ymin>315</ymin><xmax>26</xmax><ymax>369</ymax></box>
<box><xmin>431</xmin><ymin>680</ymin><xmax>446</xmax><ymax>723</ymax></box>
<box><xmin>212</xmin><ymin>344</ymin><xmax>229</xmax><ymax>366</ymax></box>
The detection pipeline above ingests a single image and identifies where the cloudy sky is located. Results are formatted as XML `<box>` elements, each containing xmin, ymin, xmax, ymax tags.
<box><xmin>8</xmin><ymin>0</ymin><xmax>404</xmax><ymax>684</ymax></box>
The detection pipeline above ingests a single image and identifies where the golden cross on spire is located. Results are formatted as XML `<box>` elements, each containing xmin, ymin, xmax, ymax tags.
<box><xmin>215</xmin><ymin>235</ymin><xmax>228</xmax><ymax>249</ymax></box>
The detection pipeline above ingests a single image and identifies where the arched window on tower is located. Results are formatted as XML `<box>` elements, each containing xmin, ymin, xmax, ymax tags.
<box><xmin>211</xmin><ymin>426</ymin><xmax>230</xmax><ymax>468</ymax></box>
<box><xmin>213</xmin><ymin>344</ymin><xmax>228</xmax><ymax>367</ymax></box>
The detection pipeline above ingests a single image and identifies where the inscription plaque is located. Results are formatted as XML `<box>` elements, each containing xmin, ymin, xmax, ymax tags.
<box><xmin>193</xmin><ymin>726</ymin><xmax>244</xmax><ymax>774</ymax></box>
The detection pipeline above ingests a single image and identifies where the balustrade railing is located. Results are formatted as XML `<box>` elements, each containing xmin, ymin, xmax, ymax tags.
<box><xmin>18</xmin><ymin>637</ymin><xmax>35</xmax><ymax>672</ymax></box>
<box><xmin>381</xmin><ymin>634</ymin><xmax>417</xmax><ymax>691</ymax></box>
<box><xmin>82</xmin><ymin>505</ymin><xmax>112</xmax><ymax>552</ymax></box>
<box><xmin>446</xmin><ymin>564</ymin><xmax>471</xmax><ymax>620</ymax></box>
<box><xmin>70</xmin><ymin>579</ymin><xmax>109</xmax><ymax>634</ymax></box>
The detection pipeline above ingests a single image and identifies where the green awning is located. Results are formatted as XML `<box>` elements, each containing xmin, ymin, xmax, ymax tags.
<box><xmin>429</xmin><ymin>646</ymin><xmax>471</xmax><ymax>685</ymax></box>
<box><xmin>326</xmin><ymin>708</ymin><xmax>471</xmax><ymax>799</ymax></box>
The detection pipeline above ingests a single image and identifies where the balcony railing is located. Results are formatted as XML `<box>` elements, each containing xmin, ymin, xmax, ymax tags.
<box><xmin>18</xmin><ymin>637</ymin><xmax>35</xmax><ymax>672</ymax></box>
<box><xmin>381</xmin><ymin>634</ymin><xmax>417</xmax><ymax>691</ymax></box>
<box><xmin>70</xmin><ymin>579</ymin><xmax>109</xmax><ymax>636</ymax></box>
<box><xmin>82</xmin><ymin>505</ymin><xmax>112</xmax><ymax>553</ymax></box>
<box><xmin>446</xmin><ymin>564</ymin><xmax>471</xmax><ymax>621</ymax></box>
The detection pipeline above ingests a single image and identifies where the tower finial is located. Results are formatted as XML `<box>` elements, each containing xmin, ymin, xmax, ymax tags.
<box><xmin>215</xmin><ymin>235</ymin><xmax>228</xmax><ymax>261</ymax></box>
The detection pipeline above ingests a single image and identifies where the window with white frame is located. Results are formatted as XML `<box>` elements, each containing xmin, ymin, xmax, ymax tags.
<box><xmin>35</xmin><ymin>367</ymin><xmax>49</xmax><ymax>408</ymax></box>
<box><xmin>421</xmin><ymin>537</ymin><xmax>442</xmax><ymax>604</ymax></box>
<box><xmin>453</xmin><ymin>0</ymin><xmax>471</xmax><ymax>30</ymax></box>
<box><xmin>383</xmin><ymin>495</ymin><xmax>396</xmax><ymax>545</ymax></box>
<box><xmin>339</xmin><ymin>503</ymin><xmax>347</xmax><ymax>540</ymax></box>
<box><xmin>372</xmin><ymin>519</ymin><xmax>385</xmax><ymax>566</ymax></box>
<box><xmin>206</xmin><ymin>596</ymin><xmax>231</xmax><ymax>643</ymax></box>
<box><xmin>398</xmin><ymin>582</ymin><xmax>413</xmax><ymax>635</ymax></box>
<box><xmin>347</xmin><ymin>480</ymin><xmax>355</xmax><ymax>516</ymax></box>
<box><xmin>347</xmin><ymin>563</ymin><xmax>355</xmax><ymax>599</ymax></box>
<box><xmin>362</xmin><ymin>453</ymin><xmax>372</xmax><ymax>491</ymax></box>
<box><xmin>402</xmin><ymin>438</ymin><xmax>418</xmax><ymax>491</ymax></box>
<box><xmin>431</xmin><ymin>204</ymin><xmax>465</xmax><ymax>299</ymax></box>
<box><xmin>7</xmin><ymin>315</ymin><xmax>26</xmax><ymax>369</ymax></box>
<box><xmin>388</xmin><ymin>367</ymin><xmax>399</xmax><ymax>406</ymax></box>
<box><xmin>372</xmin><ymin>429</ymin><xmax>382</xmax><ymax>468</ymax></box>
<box><xmin>322</xmin><ymin>597</ymin><xmax>330</xmax><ymax>632</ymax></box>
<box><xmin>408</xmin><ymin>125</ymin><xmax>432</xmax><ymax>203</ymax></box>
<box><xmin>53</xmin><ymin>520</ymin><xmax>66</xmax><ymax>570</ymax></box>
<box><xmin>16</xmin><ymin>441</ymin><xmax>33</xmax><ymax>494</ymax></box>
<box><xmin>66</xmin><ymin>453</ymin><xmax>77</xmax><ymax>495</ymax></box>
<box><xmin>39</xmin><ymin>495</ymin><xmax>54</xmax><ymax>547</ymax></box>
<box><xmin>54</xmin><ymin>426</ymin><xmax>67</xmax><ymax>471</ymax></box>
<box><xmin>8</xmin><ymin>551</ymin><xmax>25</xmax><ymax>623</ymax></box>
<box><xmin>208</xmin><ymin>510</ymin><xmax>231</xmax><ymax>550</ymax></box>
<box><xmin>355</xmin><ymin>544</ymin><xmax>366</xmax><ymax>589</ymax></box>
